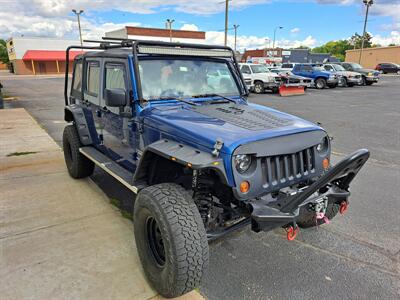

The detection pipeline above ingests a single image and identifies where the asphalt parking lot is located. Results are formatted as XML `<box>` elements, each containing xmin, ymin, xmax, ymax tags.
<box><xmin>1</xmin><ymin>74</ymin><xmax>399</xmax><ymax>299</ymax></box>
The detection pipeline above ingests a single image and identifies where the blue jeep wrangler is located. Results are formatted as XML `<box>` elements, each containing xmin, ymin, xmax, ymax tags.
<box><xmin>292</xmin><ymin>63</ymin><xmax>339</xmax><ymax>89</ymax></box>
<box><xmin>63</xmin><ymin>39</ymin><xmax>369</xmax><ymax>298</ymax></box>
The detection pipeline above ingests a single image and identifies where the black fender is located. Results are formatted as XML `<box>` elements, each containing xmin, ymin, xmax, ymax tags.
<box><xmin>64</xmin><ymin>104</ymin><xmax>99</xmax><ymax>146</ymax></box>
<box><xmin>133</xmin><ymin>139</ymin><xmax>228</xmax><ymax>185</ymax></box>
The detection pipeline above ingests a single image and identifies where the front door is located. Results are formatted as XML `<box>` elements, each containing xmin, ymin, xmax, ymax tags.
<box><xmin>99</xmin><ymin>60</ymin><xmax>136</xmax><ymax>172</ymax></box>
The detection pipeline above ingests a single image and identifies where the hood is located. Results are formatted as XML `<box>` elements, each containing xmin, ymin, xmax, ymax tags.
<box><xmin>142</xmin><ymin>101</ymin><xmax>322</xmax><ymax>155</ymax></box>
<box><xmin>356</xmin><ymin>68</ymin><xmax>379</xmax><ymax>75</ymax></box>
<box><xmin>336</xmin><ymin>71</ymin><xmax>361</xmax><ymax>77</ymax></box>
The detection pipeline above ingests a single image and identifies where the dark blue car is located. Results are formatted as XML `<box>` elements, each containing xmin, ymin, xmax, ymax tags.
<box><xmin>63</xmin><ymin>40</ymin><xmax>369</xmax><ymax>298</ymax></box>
<box><xmin>292</xmin><ymin>63</ymin><xmax>339</xmax><ymax>89</ymax></box>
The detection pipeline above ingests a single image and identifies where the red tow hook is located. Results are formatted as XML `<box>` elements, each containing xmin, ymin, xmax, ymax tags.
<box><xmin>286</xmin><ymin>225</ymin><xmax>299</xmax><ymax>241</ymax></box>
<box><xmin>339</xmin><ymin>201</ymin><xmax>349</xmax><ymax>215</ymax></box>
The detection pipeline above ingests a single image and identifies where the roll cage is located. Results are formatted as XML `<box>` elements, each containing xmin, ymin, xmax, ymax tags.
<box><xmin>64</xmin><ymin>38</ymin><xmax>248</xmax><ymax>107</ymax></box>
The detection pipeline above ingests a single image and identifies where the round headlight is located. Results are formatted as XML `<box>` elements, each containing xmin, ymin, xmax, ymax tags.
<box><xmin>234</xmin><ymin>154</ymin><xmax>252</xmax><ymax>173</ymax></box>
<box><xmin>317</xmin><ymin>136</ymin><xmax>329</xmax><ymax>154</ymax></box>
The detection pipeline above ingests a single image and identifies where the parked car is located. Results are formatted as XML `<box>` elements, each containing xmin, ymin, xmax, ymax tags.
<box><xmin>292</xmin><ymin>64</ymin><xmax>339</xmax><ymax>89</ymax></box>
<box><xmin>322</xmin><ymin>63</ymin><xmax>362</xmax><ymax>87</ymax></box>
<box><xmin>333</xmin><ymin>62</ymin><xmax>379</xmax><ymax>85</ymax></box>
<box><xmin>239</xmin><ymin>63</ymin><xmax>281</xmax><ymax>94</ymax></box>
<box><xmin>280</xmin><ymin>62</ymin><xmax>299</xmax><ymax>72</ymax></box>
<box><xmin>375</xmin><ymin>63</ymin><xmax>400</xmax><ymax>74</ymax></box>
<box><xmin>62</xmin><ymin>40</ymin><xmax>370</xmax><ymax>298</ymax></box>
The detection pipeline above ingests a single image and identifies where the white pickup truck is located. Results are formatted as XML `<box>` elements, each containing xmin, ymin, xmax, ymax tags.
<box><xmin>239</xmin><ymin>63</ymin><xmax>282</xmax><ymax>94</ymax></box>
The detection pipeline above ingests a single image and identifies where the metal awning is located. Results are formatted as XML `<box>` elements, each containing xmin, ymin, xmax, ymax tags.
<box><xmin>22</xmin><ymin>50</ymin><xmax>83</xmax><ymax>61</ymax></box>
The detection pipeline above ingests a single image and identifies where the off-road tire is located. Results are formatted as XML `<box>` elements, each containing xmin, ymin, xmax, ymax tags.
<box><xmin>296</xmin><ymin>201</ymin><xmax>340</xmax><ymax>228</ymax></box>
<box><xmin>63</xmin><ymin>125</ymin><xmax>94</xmax><ymax>178</ymax></box>
<box><xmin>315</xmin><ymin>78</ymin><xmax>326</xmax><ymax>89</ymax></box>
<box><xmin>133</xmin><ymin>183</ymin><xmax>209</xmax><ymax>298</ymax></box>
<box><xmin>342</xmin><ymin>77</ymin><xmax>348</xmax><ymax>87</ymax></box>
<box><xmin>254</xmin><ymin>81</ymin><xmax>264</xmax><ymax>94</ymax></box>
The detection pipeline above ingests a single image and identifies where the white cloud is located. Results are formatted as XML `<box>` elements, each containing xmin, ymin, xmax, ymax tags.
<box><xmin>371</xmin><ymin>31</ymin><xmax>400</xmax><ymax>46</ymax></box>
<box><xmin>290</xmin><ymin>28</ymin><xmax>300</xmax><ymax>33</ymax></box>
<box><xmin>180</xmin><ymin>24</ymin><xmax>200</xmax><ymax>31</ymax></box>
<box><xmin>205</xmin><ymin>31</ymin><xmax>317</xmax><ymax>51</ymax></box>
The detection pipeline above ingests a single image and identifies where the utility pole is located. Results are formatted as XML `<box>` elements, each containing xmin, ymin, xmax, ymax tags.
<box><xmin>359</xmin><ymin>0</ymin><xmax>373</xmax><ymax>64</ymax></box>
<box><xmin>72</xmin><ymin>9</ymin><xmax>84</xmax><ymax>47</ymax></box>
<box><xmin>272</xmin><ymin>26</ymin><xmax>283</xmax><ymax>50</ymax></box>
<box><xmin>166</xmin><ymin>19</ymin><xmax>175</xmax><ymax>42</ymax></box>
<box><xmin>233</xmin><ymin>24</ymin><xmax>240</xmax><ymax>52</ymax></box>
<box><xmin>224</xmin><ymin>0</ymin><xmax>230</xmax><ymax>46</ymax></box>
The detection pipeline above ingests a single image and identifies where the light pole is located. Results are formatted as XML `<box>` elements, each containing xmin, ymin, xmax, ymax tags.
<box><xmin>166</xmin><ymin>19</ymin><xmax>175</xmax><ymax>42</ymax></box>
<box><xmin>72</xmin><ymin>9</ymin><xmax>84</xmax><ymax>47</ymax></box>
<box><xmin>358</xmin><ymin>0</ymin><xmax>373</xmax><ymax>64</ymax></box>
<box><xmin>233</xmin><ymin>24</ymin><xmax>240</xmax><ymax>52</ymax></box>
<box><xmin>272</xmin><ymin>26</ymin><xmax>283</xmax><ymax>50</ymax></box>
<box><xmin>224</xmin><ymin>0</ymin><xmax>231</xmax><ymax>46</ymax></box>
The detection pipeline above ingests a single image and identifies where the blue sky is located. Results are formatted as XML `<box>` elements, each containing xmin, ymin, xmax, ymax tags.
<box><xmin>92</xmin><ymin>2</ymin><xmax>394</xmax><ymax>44</ymax></box>
<box><xmin>1</xmin><ymin>0</ymin><xmax>399</xmax><ymax>49</ymax></box>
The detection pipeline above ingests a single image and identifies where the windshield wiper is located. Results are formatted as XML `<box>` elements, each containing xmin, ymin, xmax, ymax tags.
<box><xmin>191</xmin><ymin>93</ymin><xmax>237</xmax><ymax>104</ymax></box>
<box><xmin>152</xmin><ymin>96</ymin><xmax>197</xmax><ymax>106</ymax></box>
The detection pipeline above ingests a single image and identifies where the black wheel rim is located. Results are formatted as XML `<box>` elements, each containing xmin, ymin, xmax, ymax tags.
<box><xmin>146</xmin><ymin>217</ymin><xmax>166</xmax><ymax>267</ymax></box>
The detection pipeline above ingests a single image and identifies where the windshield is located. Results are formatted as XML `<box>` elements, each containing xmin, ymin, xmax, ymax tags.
<box><xmin>139</xmin><ymin>59</ymin><xmax>240</xmax><ymax>100</ymax></box>
<box><xmin>349</xmin><ymin>63</ymin><xmax>363</xmax><ymax>69</ymax></box>
<box><xmin>250</xmin><ymin>65</ymin><xmax>270</xmax><ymax>73</ymax></box>
<box><xmin>333</xmin><ymin>64</ymin><xmax>345</xmax><ymax>71</ymax></box>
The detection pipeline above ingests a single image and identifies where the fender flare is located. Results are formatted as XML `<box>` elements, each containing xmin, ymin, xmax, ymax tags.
<box><xmin>133</xmin><ymin>139</ymin><xmax>229</xmax><ymax>185</ymax></box>
<box><xmin>64</xmin><ymin>105</ymin><xmax>99</xmax><ymax>146</ymax></box>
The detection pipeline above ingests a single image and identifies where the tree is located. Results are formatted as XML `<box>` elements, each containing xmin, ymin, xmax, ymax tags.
<box><xmin>349</xmin><ymin>32</ymin><xmax>373</xmax><ymax>49</ymax></box>
<box><xmin>311</xmin><ymin>39</ymin><xmax>352</xmax><ymax>61</ymax></box>
<box><xmin>292</xmin><ymin>46</ymin><xmax>310</xmax><ymax>50</ymax></box>
<box><xmin>0</xmin><ymin>39</ymin><xmax>9</xmax><ymax>64</ymax></box>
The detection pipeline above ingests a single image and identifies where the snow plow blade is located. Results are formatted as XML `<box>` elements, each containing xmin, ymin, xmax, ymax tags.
<box><xmin>279</xmin><ymin>85</ymin><xmax>305</xmax><ymax>96</ymax></box>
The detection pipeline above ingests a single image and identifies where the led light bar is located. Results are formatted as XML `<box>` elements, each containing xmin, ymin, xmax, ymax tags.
<box><xmin>137</xmin><ymin>45</ymin><xmax>232</xmax><ymax>57</ymax></box>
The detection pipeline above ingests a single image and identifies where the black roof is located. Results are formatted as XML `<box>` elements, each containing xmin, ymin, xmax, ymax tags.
<box><xmin>83</xmin><ymin>48</ymin><xmax>132</xmax><ymax>58</ymax></box>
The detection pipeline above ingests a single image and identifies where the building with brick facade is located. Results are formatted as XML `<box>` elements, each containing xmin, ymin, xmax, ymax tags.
<box><xmin>6</xmin><ymin>37</ymin><xmax>81</xmax><ymax>75</ymax></box>
<box><xmin>345</xmin><ymin>46</ymin><xmax>400</xmax><ymax>69</ymax></box>
<box><xmin>105</xmin><ymin>26</ymin><xmax>206</xmax><ymax>44</ymax></box>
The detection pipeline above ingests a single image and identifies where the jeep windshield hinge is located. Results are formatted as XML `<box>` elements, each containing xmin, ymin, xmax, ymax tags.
<box><xmin>212</xmin><ymin>138</ymin><xmax>224</xmax><ymax>157</ymax></box>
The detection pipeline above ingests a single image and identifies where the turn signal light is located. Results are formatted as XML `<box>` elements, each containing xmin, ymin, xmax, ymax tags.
<box><xmin>322</xmin><ymin>158</ymin><xmax>330</xmax><ymax>170</ymax></box>
<box><xmin>240</xmin><ymin>181</ymin><xmax>250</xmax><ymax>193</ymax></box>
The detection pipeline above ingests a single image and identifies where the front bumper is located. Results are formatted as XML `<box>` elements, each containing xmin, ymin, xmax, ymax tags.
<box><xmin>327</xmin><ymin>78</ymin><xmax>339</xmax><ymax>85</ymax></box>
<box><xmin>366</xmin><ymin>76</ymin><xmax>379</xmax><ymax>83</ymax></box>
<box><xmin>348</xmin><ymin>76</ymin><xmax>362</xmax><ymax>84</ymax></box>
<box><xmin>249</xmin><ymin>149</ymin><xmax>370</xmax><ymax>232</ymax></box>
<box><xmin>263</xmin><ymin>81</ymin><xmax>280</xmax><ymax>89</ymax></box>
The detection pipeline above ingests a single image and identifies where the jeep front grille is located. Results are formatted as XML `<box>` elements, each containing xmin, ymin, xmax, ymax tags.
<box><xmin>261</xmin><ymin>146</ymin><xmax>316</xmax><ymax>187</ymax></box>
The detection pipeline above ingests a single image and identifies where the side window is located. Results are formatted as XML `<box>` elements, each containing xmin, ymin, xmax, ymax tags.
<box><xmin>104</xmin><ymin>63</ymin><xmax>126</xmax><ymax>90</ymax></box>
<box><xmin>241</xmin><ymin>65</ymin><xmax>251</xmax><ymax>74</ymax></box>
<box><xmin>301</xmin><ymin>65</ymin><xmax>312</xmax><ymax>72</ymax></box>
<box><xmin>324</xmin><ymin>65</ymin><xmax>333</xmax><ymax>71</ymax></box>
<box><xmin>72</xmin><ymin>61</ymin><xmax>82</xmax><ymax>91</ymax></box>
<box><xmin>86</xmin><ymin>61</ymin><xmax>100</xmax><ymax>97</ymax></box>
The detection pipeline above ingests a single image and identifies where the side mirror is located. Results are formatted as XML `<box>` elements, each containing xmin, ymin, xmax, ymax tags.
<box><xmin>104</xmin><ymin>88</ymin><xmax>127</xmax><ymax>107</ymax></box>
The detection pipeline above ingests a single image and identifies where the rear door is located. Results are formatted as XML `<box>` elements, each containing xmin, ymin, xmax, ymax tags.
<box><xmin>99</xmin><ymin>59</ymin><xmax>136</xmax><ymax>172</ymax></box>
